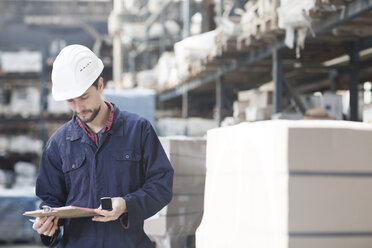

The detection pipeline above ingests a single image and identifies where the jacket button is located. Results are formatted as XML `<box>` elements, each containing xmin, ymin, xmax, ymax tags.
<box><xmin>125</xmin><ymin>155</ymin><xmax>130</xmax><ymax>159</ymax></box>
<box><xmin>72</xmin><ymin>164</ymin><xmax>75</xmax><ymax>169</ymax></box>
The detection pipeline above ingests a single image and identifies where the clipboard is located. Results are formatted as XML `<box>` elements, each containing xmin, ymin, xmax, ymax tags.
<box><xmin>23</xmin><ymin>206</ymin><xmax>100</xmax><ymax>219</ymax></box>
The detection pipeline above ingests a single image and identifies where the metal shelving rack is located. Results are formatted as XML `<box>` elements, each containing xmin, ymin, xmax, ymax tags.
<box><xmin>157</xmin><ymin>0</ymin><xmax>372</xmax><ymax>124</ymax></box>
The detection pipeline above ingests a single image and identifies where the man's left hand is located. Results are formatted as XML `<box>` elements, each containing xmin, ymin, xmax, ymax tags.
<box><xmin>92</xmin><ymin>197</ymin><xmax>127</xmax><ymax>222</ymax></box>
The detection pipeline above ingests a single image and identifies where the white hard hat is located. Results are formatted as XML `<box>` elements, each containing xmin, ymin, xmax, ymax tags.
<box><xmin>51</xmin><ymin>44</ymin><xmax>104</xmax><ymax>101</ymax></box>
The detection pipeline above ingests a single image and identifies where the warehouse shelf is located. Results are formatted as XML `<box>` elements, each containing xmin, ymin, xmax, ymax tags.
<box><xmin>157</xmin><ymin>0</ymin><xmax>372</xmax><ymax>122</ymax></box>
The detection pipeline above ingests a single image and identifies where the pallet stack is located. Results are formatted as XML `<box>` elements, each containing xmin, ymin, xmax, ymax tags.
<box><xmin>145</xmin><ymin>137</ymin><xmax>206</xmax><ymax>248</ymax></box>
<box><xmin>196</xmin><ymin>120</ymin><xmax>372</xmax><ymax>248</ymax></box>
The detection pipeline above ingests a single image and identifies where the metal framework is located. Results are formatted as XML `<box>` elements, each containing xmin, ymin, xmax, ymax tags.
<box><xmin>158</xmin><ymin>0</ymin><xmax>372</xmax><ymax>121</ymax></box>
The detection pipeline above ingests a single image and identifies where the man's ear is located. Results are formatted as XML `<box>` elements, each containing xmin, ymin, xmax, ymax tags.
<box><xmin>98</xmin><ymin>77</ymin><xmax>104</xmax><ymax>91</ymax></box>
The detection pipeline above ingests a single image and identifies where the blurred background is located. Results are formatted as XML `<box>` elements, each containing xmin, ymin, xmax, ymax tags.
<box><xmin>1</xmin><ymin>0</ymin><xmax>372</xmax><ymax>247</ymax></box>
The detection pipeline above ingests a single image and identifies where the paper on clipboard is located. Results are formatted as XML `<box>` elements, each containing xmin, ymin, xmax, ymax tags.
<box><xmin>23</xmin><ymin>206</ymin><xmax>100</xmax><ymax>219</ymax></box>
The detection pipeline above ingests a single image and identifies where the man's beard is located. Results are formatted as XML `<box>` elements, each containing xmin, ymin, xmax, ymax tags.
<box><xmin>75</xmin><ymin>105</ymin><xmax>101</xmax><ymax>124</ymax></box>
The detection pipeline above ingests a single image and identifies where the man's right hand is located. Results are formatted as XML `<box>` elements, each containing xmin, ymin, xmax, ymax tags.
<box><xmin>32</xmin><ymin>216</ymin><xmax>59</xmax><ymax>237</ymax></box>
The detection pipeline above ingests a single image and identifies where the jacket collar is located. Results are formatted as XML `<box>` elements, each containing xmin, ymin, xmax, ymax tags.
<box><xmin>66</xmin><ymin>103</ymin><xmax>123</xmax><ymax>141</ymax></box>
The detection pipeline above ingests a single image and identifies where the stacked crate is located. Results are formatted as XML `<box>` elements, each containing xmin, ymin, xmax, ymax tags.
<box><xmin>145</xmin><ymin>137</ymin><xmax>206</xmax><ymax>248</ymax></box>
<box><xmin>197</xmin><ymin>120</ymin><xmax>372</xmax><ymax>248</ymax></box>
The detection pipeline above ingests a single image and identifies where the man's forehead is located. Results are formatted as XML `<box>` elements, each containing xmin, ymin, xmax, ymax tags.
<box><xmin>66</xmin><ymin>91</ymin><xmax>89</xmax><ymax>101</ymax></box>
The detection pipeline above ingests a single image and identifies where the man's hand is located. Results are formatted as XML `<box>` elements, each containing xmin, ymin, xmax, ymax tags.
<box><xmin>92</xmin><ymin>197</ymin><xmax>127</xmax><ymax>222</ymax></box>
<box><xmin>32</xmin><ymin>216</ymin><xmax>59</xmax><ymax>237</ymax></box>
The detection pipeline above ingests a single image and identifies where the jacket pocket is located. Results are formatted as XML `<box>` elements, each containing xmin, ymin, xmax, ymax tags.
<box><xmin>62</xmin><ymin>153</ymin><xmax>86</xmax><ymax>173</ymax></box>
<box><xmin>113</xmin><ymin>150</ymin><xmax>143</xmax><ymax>192</ymax></box>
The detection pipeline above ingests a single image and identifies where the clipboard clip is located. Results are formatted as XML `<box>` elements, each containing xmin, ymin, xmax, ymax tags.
<box><xmin>42</xmin><ymin>205</ymin><xmax>53</xmax><ymax>213</ymax></box>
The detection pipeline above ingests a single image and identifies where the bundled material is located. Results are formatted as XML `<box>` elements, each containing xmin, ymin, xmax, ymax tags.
<box><xmin>9</xmin><ymin>135</ymin><xmax>42</xmax><ymax>155</ymax></box>
<box><xmin>1</xmin><ymin>51</ymin><xmax>42</xmax><ymax>73</ymax></box>
<box><xmin>155</xmin><ymin>118</ymin><xmax>218</xmax><ymax>137</ymax></box>
<box><xmin>155</xmin><ymin>52</ymin><xmax>180</xmax><ymax>90</ymax></box>
<box><xmin>363</xmin><ymin>104</ymin><xmax>372</xmax><ymax>123</ymax></box>
<box><xmin>10</xmin><ymin>87</ymin><xmax>40</xmax><ymax>117</ymax></box>
<box><xmin>145</xmin><ymin>137</ymin><xmax>206</xmax><ymax>248</ymax></box>
<box><xmin>196</xmin><ymin>120</ymin><xmax>372</xmax><ymax>248</ymax></box>
<box><xmin>240</xmin><ymin>0</ymin><xmax>280</xmax><ymax>39</ymax></box>
<box><xmin>0</xmin><ymin>135</ymin><xmax>9</xmax><ymax>156</ymax></box>
<box><xmin>277</xmin><ymin>0</ymin><xmax>315</xmax><ymax>56</ymax></box>
<box><xmin>136</xmin><ymin>70</ymin><xmax>158</xmax><ymax>89</ymax></box>
<box><xmin>234</xmin><ymin>86</ymin><xmax>273</xmax><ymax>122</ymax></box>
<box><xmin>13</xmin><ymin>162</ymin><xmax>36</xmax><ymax>187</ymax></box>
<box><xmin>174</xmin><ymin>30</ymin><xmax>219</xmax><ymax>79</ymax></box>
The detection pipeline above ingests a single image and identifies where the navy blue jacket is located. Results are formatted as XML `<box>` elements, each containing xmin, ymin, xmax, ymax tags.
<box><xmin>36</xmin><ymin>104</ymin><xmax>174</xmax><ymax>247</ymax></box>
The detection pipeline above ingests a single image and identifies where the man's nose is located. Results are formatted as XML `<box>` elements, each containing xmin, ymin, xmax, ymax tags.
<box><xmin>74</xmin><ymin>102</ymin><xmax>84</xmax><ymax>113</ymax></box>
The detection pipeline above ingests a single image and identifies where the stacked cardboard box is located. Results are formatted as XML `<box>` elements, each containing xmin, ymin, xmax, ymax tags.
<box><xmin>196</xmin><ymin>120</ymin><xmax>372</xmax><ymax>248</ymax></box>
<box><xmin>233</xmin><ymin>87</ymin><xmax>273</xmax><ymax>122</ymax></box>
<box><xmin>145</xmin><ymin>137</ymin><xmax>206</xmax><ymax>248</ymax></box>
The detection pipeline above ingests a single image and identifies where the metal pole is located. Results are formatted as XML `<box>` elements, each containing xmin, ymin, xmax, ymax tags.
<box><xmin>183</xmin><ymin>0</ymin><xmax>191</xmax><ymax>38</ymax></box>
<box><xmin>39</xmin><ymin>46</ymin><xmax>47</xmax><ymax>147</ymax></box>
<box><xmin>113</xmin><ymin>0</ymin><xmax>123</xmax><ymax>89</ymax></box>
<box><xmin>129</xmin><ymin>50</ymin><xmax>137</xmax><ymax>87</ymax></box>
<box><xmin>272</xmin><ymin>47</ymin><xmax>283</xmax><ymax>113</ymax></box>
<box><xmin>329</xmin><ymin>69</ymin><xmax>339</xmax><ymax>93</ymax></box>
<box><xmin>349</xmin><ymin>42</ymin><xmax>359</xmax><ymax>121</ymax></box>
<box><xmin>216</xmin><ymin>75</ymin><xmax>224</xmax><ymax>126</ymax></box>
<box><xmin>145</xmin><ymin>28</ymin><xmax>151</xmax><ymax>70</ymax></box>
<box><xmin>160</xmin><ymin>7</ymin><xmax>167</xmax><ymax>55</ymax></box>
<box><xmin>182</xmin><ymin>88</ymin><xmax>189</xmax><ymax>118</ymax></box>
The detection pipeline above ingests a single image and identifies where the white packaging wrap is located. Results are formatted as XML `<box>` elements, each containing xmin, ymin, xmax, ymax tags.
<box><xmin>145</xmin><ymin>137</ymin><xmax>206</xmax><ymax>248</ymax></box>
<box><xmin>196</xmin><ymin>120</ymin><xmax>372</xmax><ymax>248</ymax></box>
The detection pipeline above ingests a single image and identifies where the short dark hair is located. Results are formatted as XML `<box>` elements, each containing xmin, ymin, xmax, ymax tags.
<box><xmin>91</xmin><ymin>73</ymin><xmax>103</xmax><ymax>89</ymax></box>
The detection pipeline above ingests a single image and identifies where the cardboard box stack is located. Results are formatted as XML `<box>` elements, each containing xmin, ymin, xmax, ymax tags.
<box><xmin>233</xmin><ymin>87</ymin><xmax>273</xmax><ymax>122</ymax></box>
<box><xmin>145</xmin><ymin>137</ymin><xmax>206</xmax><ymax>248</ymax></box>
<box><xmin>196</xmin><ymin>120</ymin><xmax>372</xmax><ymax>248</ymax></box>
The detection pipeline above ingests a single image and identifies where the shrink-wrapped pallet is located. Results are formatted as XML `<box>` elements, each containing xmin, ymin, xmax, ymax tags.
<box><xmin>10</xmin><ymin>87</ymin><xmax>40</xmax><ymax>117</ymax></box>
<box><xmin>145</xmin><ymin>137</ymin><xmax>206</xmax><ymax>248</ymax></box>
<box><xmin>174</xmin><ymin>30</ymin><xmax>218</xmax><ymax>79</ymax></box>
<box><xmin>196</xmin><ymin>120</ymin><xmax>372</xmax><ymax>248</ymax></box>
<box><xmin>1</xmin><ymin>51</ymin><xmax>42</xmax><ymax>73</ymax></box>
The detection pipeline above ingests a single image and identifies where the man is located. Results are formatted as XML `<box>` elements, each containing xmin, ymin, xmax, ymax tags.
<box><xmin>32</xmin><ymin>44</ymin><xmax>174</xmax><ymax>247</ymax></box>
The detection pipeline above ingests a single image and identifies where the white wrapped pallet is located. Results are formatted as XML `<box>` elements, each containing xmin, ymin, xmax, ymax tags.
<box><xmin>145</xmin><ymin>137</ymin><xmax>206</xmax><ymax>248</ymax></box>
<box><xmin>10</xmin><ymin>87</ymin><xmax>40</xmax><ymax>117</ymax></box>
<box><xmin>136</xmin><ymin>69</ymin><xmax>157</xmax><ymax>89</ymax></box>
<box><xmin>1</xmin><ymin>51</ymin><xmax>42</xmax><ymax>73</ymax></box>
<box><xmin>277</xmin><ymin>0</ymin><xmax>315</xmax><ymax>55</ymax></box>
<box><xmin>0</xmin><ymin>135</ymin><xmax>9</xmax><ymax>156</ymax></box>
<box><xmin>174</xmin><ymin>30</ymin><xmax>218</xmax><ymax>79</ymax></box>
<box><xmin>155</xmin><ymin>52</ymin><xmax>179</xmax><ymax>90</ymax></box>
<box><xmin>9</xmin><ymin>135</ymin><xmax>42</xmax><ymax>155</ymax></box>
<box><xmin>13</xmin><ymin>162</ymin><xmax>36</xmax><ymax>187</ymax></box>
<box><xmin>156</xmin><ymin>118</ymin><xmax>218</xmax><ymax>137</ymax></box>
<box><xmin>196</xmin><ymin>120</ymin><xmax>372</xmax><ymax>248</ymax></box>
<box><xmin>240</xmin><ymin>0</ymin><xmax>280</xmax><ymax>38</ymax></box>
